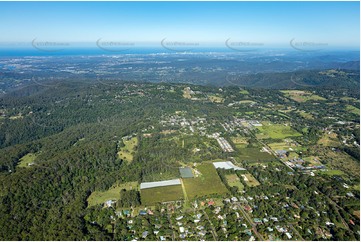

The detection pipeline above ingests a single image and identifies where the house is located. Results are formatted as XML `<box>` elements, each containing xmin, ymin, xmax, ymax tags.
<box><xmin>253</xmin><ymin>218</ymin><xmax>262</xmax><ymax>224</ymax></box>
<box><xmin>179</xmin><ymin>227</ymin><xmax>185</xmax><ymax>233</ymax></box>
<box><xmin>139</xmin><ymin>210</ymin><xmax>147</xmax><ymax>215</ymax></box>
<box><xmin>142</xmin><ymin>231</ymin><xmax>148</xmax><ymax>239</ymax></box>
<box><xmin>267</xmin><ymin>227</ymin><xmax>273</xmax><ymax>232</ymax></box>
<box><xmin>231</xmin><ymin>197</ymin><xmax>238</xmax><ymax>202</ymax></box>
<box><xmin>104</xmin><ymin>200</ymin><xmax>115</xmax><ymax>207</ymax></box>
<box><xmin>244</xmin><ymin>205</ymin><xmax>253</xmax><ymax>212</ymax></box>
<box><xmin>176</xmin><ymin>215</ymin><xmax>184</xmax><ymax>220</ymax></box>
<box><xmin>285</xmin><ymin>232</ymin><xmax>292</xmax><ymax>239</ymax></box>
<box><xmin>208</xmin><ymin>200</ymin><xmax>215</xmax><ymax>206</ymax></box>
<box><xmin>325</xmin><ymin>222</ymin><xmax>335</xmax><ymax>226</ymax></box>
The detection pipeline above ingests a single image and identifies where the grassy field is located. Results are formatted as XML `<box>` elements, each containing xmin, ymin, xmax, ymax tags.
<box><xmin>141</xmin><ymin>185</ymin><xmax>184</xmax><ymax>205</ymax></box>
<box><xmin>183</xmin><ymin>163</ymin><xmax>228</xmax><ymax>199</ymax></box>
<box><xmin>208</xmin><ymin>95</ymin><xmax>224</xmax><ymax>103</ymax></box>
<box><xmin>303</xmin><ymin>156</ymin><xmax>322</xmax><ymax>166</ymax></box>
<box><xmin>239</xmin><ymin>90</ymin><xmax>249</xmax><ymax>95</ymax></box>
<box><xmin>317</xmin><ymin>132</ymin><xmax>340</xmax><ymax>147</ymax></box>
<box><xmin>318</xmin><ymin>148</ymin><xmax>359</xmax><ymax>177</ymax></box>
<box><xmin>17</xmin><ymin>153</ymin><xmax>37</xmax><ymax>168</ymax></box>
<box><xmin>87</xmin><ymin>181</ymin><xmax>139</xmax><ymax>207</ymax></box>
<box><xmin>239</xmin><ymin>100</ymin><xmax>255</xmax><ymax>104</ymax></box>
<box><xmin>241</xmin><ymin>173</ymin><xmax>260</xmax><ymax>187</ymax></box>
<box><xmin>225</xmin><ymin>174</ymin><xmax>244</xmax><ymax>191</ymax></box>
<box><xmin>346</xmin><ymin>105</ymin><xmax>360</xmax><ymax>115</ymax></box>
<box><xmin>256</xmin><ymin>122</ymin><xmax>302</xmax><ymax>139</ymax></box>
<box><xmin>231</xmin><ymin>136</ymin><xmax>249</xmax><ymax>148</ymax></box>
<box><xmin>237</xmin><ymin>148</ymin><xmax>274</xmax><ymax>162</ymax></box>
<box><xmin>318</xmin><ymin>170</ymin><xmax>345</xmax><ymax>176</ymax></box>
<box><xmin>281</xmin><ymin>90</ymin><xmax>326</xmax><ymax>103</ymax></box>
<box><xmin>118</xmin><ymin>137</ymin><xmax>138</xmax><ymax>163</ymax></box>
<box><xmin>297</xmin><ymin>110</ymin><xmax>313</xmax><ymax>119</ymax></box>
<box><xmin>268</xmin><ymin>141</ymin><xmax>302</xmax><ymax>151</ymax></box>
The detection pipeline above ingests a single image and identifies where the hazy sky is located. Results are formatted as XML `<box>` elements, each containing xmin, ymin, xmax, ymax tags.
<box><xmin>0</xmin><ymin>1</ymin><xmax>359</xmax><ymax>49</ymax></box>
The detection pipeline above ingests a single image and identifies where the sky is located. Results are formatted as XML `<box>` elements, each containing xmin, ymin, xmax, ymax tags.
<box><xmin>0</xmin><ymin>1</ymin><xmax>359</xmax><ymax>49</ymax></box>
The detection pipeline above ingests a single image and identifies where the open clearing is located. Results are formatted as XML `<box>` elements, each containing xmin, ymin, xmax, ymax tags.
<box><xmin>183</xmin><ymin>163</ymin><xmax>228</xmax><ymax>199</ymax></box>
<box><xmin>183</xmin><ymin>87</ymin><xmax>192</xmax><ymax>99</ymax></box>
<box><xmin>268</xmin><ymin>140</ymin><xmax>302</xmax><ymax>152</ymax></box>
<box><xmin>225</xmin><ymin>174</ymin><xmax>244</xmax><ymax>191</ymax></box>
<box><xmin>141</xmin><ymin>185</ymin><xmax>184</xmax><ymax>205</ymax></box>
<box><xmin>238</xmin><ymin>100</ymin><xmax>256</xmax><ymax>104</ymax></box>
<box><xmin>17</xmin><ymin>153</ymin><xmax>37</xmax><ymax>168</ymax></box>
<box><xmin>297</xmin><ymin>110</ymin><xmax>313</xmax><ymax>119</ymax></box>
<box><xmin>303</xmin><ymin>156</ymin><xmax>323</xmax><ymax>167</ymax></box>
<box><xmin>256</xmin><ymin>122</ymin><xmax>302</xmax><ymax>139</ymax></box>
<box><xmin>281</xmin><ymin>90</ymin><xmax>326</xmax><ymax>103</ymax></box>
<box><xmin>231</xmin><ymin>136</ymin><xmax>249</xmax><ymax>148</ymax></box>
<box><xmin>118</xmin><ymin>136</ymin><xmax>138</xmax><ymax>163</ymax></box>
<box><xmin>237</xmin><ymin>148</ymin><xmax>274</xmax><ymax>162</ymax></box>
<box><xmin>317</xmin><ymin>132</ymin><xmax>340</xmax><ymax>146</ymax></box>
<box><xmin>319</xmin><ymin>148</ymin><xmax>360</xmax><ymax>177</ymax></box>
<box><xmin>239</xmin><ymin>89</ymin><xmax>249</xmax><ymax>95</ymax></box>
<box><xmin>87</xmin><ymin>181</ymin><xmax>139</xmax><ymax>207</ymax></box>
<box><xmin>241</xmin><ymin>173</ymin><xmax>260</xmax><ymax>187</ymax></box>
<box><xmin>208</xmin><ymin>95</ymin><xmax>224</xmax><ymax>103</ymax></box>
<box><xmin>346</xmin><ymin>105</ymin><xmax>360</xmax><ymax>115</ymax></box>
<box><xmin>318</xmin><ymin>169</ymin><xmax>345</xmax><ymax>176</ymax></box>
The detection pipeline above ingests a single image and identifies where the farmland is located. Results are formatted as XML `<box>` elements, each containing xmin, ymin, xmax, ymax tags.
<box><xmin>256</xmin><ymin>122</ymin><xmax>302</xmax><ymax>139</ymax></box>
<box><xmin>87</xmin><ymin>181</ymin><xmax>139</xmax><ymax>207</ymax></box>
<box><xmin>141</xmin><ymin>185</ymin><xmax>184</xmax><ymax>205</ymax></box>
<box><xmin>183</xmin><ymin>163</ymin><xmax>228</xmax><ymax>199</ymax></box>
